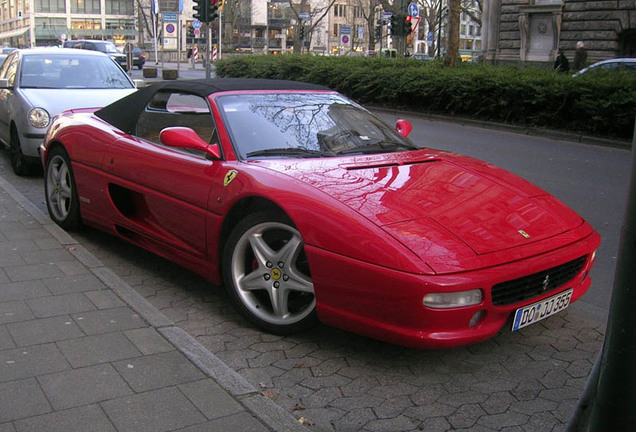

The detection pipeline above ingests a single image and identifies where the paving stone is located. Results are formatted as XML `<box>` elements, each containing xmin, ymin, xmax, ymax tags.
<box><xmin>509</xmin><ymin>398</ymin><xmax>559</xmax><ymax>415</ymax></box>
<box><xmin>13</xmin><ymin>404</ymin><xmax>116</xmax><ymax>432</ymax></box>
<box><xmin>0</xmin><ymin>422</ymin><xmax>16</xmax><ymax>432</ymax></box>
<box><xmin>178</xmin><ymin>379</ymin><xmax>245</xmax><ymax>420</ymax></box>
<box><xmin>38</xmin><ymin>363</ymin><xmax>132</xmax><ymax>410</ymax></box>
<box><xmin>0</xmin><ymin>301</ymin><xmax>34</xmax><ymax>325</ymax></box>
<box><xmin>101</xmin><ymin>387</ymin><xmax>206</xmax><ymax>432</ymax></box>
<box><xmin>0</xmin><ymin>326</ymin><xmax>14</xmax><ymax>350</ymax></box>
<box><xmin>43</xmin><ymin>274</ymin><xmax>106</xmax><ymax>295</ymax></box>
<box><xmin>478</xmin><ymin>411</ymin><xmax>529</xmax><ymax>429</ymax></box>
<box><xmin>113</xmin><ymin>350</ymin><xmax>205</xmax><ymax>392</ymax></box>
<box><xmin>0</xmin><ymin>280</ymin><xmax>50</xmax><ymax>302</ymax></box>
<box><xmin>372</xmin><ymin>396</ymin><xmax>414</xmax><ymax>419</ymax></box>
<box><xmin>247</xmin><ymin>350</ymin><xmax>286</xmax><ymax>368</ymax></box>
<box><xmin>7</xmin><ymin>316</ymin><xmax>84</xmax><ymax>346</ymax></box>
<box><xmin>271</xmin><ymin>367</ymin><xmax>314</xmax><ymax>388</ymax></box>
<box><xmin>0</xmin><ymin>343</ymin><xmax>70</xmax><ymax>383</ymax></box>
<box><xmin>448</xmin><ymin>403</ymin><xmax>487</xmax><ymax>429</ymax></box>
<box><xmin>301</xmin><ymin>374</ymin><xmax>351</xmax><ymax>391</ymax></box>
<box><xmin>85</xmin><ymin>290</ymin><xmax>126</xmax><ymax>309</ymax></box>
<box><xmin>331</xmin><ymin>395</ymin><xmax>386</xmax><ymax>411</ymax></box>
<box><xmin>19</xmin><ymin>249</ymin><xmax>75</xmax><ymax>265</ymax></box>
<box><xmin>4</xmin><ymin>263</ymin><xmax>65</xmax><ymax>282</ymax></box>
<box><xmin>0</xmin><ymin>378</ymin><xmax>51</xmax><ymax>422</ymax></box>
<box><xmin>176</xmin><ymin>412</ymin><xmax>270</xmax><ymax>432</ymax></box>
<box><xmin>57</xmin><ymin>332</ymin><xmax>142</xmax><ymax>368</ymax></box>
<box><xmin>301</xmin><ymin>387</ymin><xmax>343</xmax><ymax>408</ymax></box>
<box><xmin>364</xmin><ymin>415</ymin><xmax>419</xmax><ymax>432</ymax></box>
<box><xmin>331</xmin><ymin>407</ymin><xmax>377</xmax><ymax>431</ymax></box>
<box><xmin>402</xmin><ymin>403</ymin><xmax>456</xmax><ymax>421</ymax></box>
<box><xmin>71</xmin><ymin>307</ymin><xmax>145</xmax><ymax>335</ymax></box>
<box><xmin>26</xmin><ymin>293</ymin><xmax>96</xmax><ymax>318</ymax></box>
<box><xmin>480</xmin><ymin>391</ymin><xmax>517</xmax><ymax>415</ymax></box>
<box><xmin>124</xmin><ymin>327</ymin><xmax>174</xmax><ymax>355</ymax></box>
<box><xmin>54</xmin><ymin>260</ymin><xmax>91</xmax><ymax>277</ymax></box>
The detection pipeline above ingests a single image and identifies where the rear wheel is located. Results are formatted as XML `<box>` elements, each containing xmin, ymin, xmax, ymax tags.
<box><xmin>223</xmin><ymin>211</ymin><xmax>317</xmax><ymax>335</ymax></box>
<box><xmin>44</xmin><ymin>146</ymin><xmax>81</xmax><ymax>231</ymax></box>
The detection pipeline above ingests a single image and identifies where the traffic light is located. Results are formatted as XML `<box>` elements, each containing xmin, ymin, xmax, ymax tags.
<box><xmin>187</xmin><ymin>25</ymin><xmax>195</xmax><ymax>38</ymax></box>
<box><xmin>299</xmin><ymin>26</ymin><xmax>305</xmax><ymax>39</ymax></box>
<box><xmin>208</xmin><ymin>0</ymin><xmax>220</xmax><ymax>21</ymax></box>
<box><xmin>389</xmin><ymin>15</ymin><xmax>398</xmax><ymax>35</ymax></box>
<box><xmin>193</xmin><ymin>0</ymin><xmax>207</xmax><ymax>22</ymax></box>
<box><xmin>404</xmin><ymin>15</ymin><xmax>413</xmax><ymax>36</ymax></box>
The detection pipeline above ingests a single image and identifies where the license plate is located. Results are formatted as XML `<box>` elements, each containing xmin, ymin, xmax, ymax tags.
<box><xmin>511</xmin><ymin>289</ymin><xmax>573</xmax><ymax>331</ymax></box>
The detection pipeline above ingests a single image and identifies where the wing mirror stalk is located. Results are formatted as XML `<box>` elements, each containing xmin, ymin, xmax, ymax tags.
<box><xmin>159</xmin><ymin>127</ymin><xmax>221</xmax><ymax>160</ymax></box>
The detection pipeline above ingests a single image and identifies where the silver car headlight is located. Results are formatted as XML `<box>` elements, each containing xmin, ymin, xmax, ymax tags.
<box><xmin>28</xmin><ymin>108</ymin><xmax>50</xmax><ymax>128</ymax></box>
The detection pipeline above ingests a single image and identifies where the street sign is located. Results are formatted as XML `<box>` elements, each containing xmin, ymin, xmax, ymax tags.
<box><xmin>163</xmin><ymin>13</ymin><xmax>177</xmax><ymax>22</ymax></box>
<box><xmin>164</xmin><ymin>22</ymin><xmax>176</xmax><ymax>35</ymax></box>
<box><xmin>341</xmin><ymin>35</ymin><xmax>349</xmax><ymax>45</ymax></box>
<box><xmin>192</xmin><ymin>19</ymin><xmax>202</xmax><ymax>29</ymax></box>
<box><xmin>299</xmin><ymin>13</ymin><xmax>310</xmax><ymax>20</ymax></box>
<box><xmin>408</xmin><ymin>3</ymin><xmax>419</xmax><ymax>18</ymax></box>
<box><xmin>194</xmin><ymin>29</ymin><xmax>201</xmax><ymax>37</ymax></box>
<box><xmin>340</xmin><ymin>25</ymin><xmax>351</xmax><ymax>35</ymax></box>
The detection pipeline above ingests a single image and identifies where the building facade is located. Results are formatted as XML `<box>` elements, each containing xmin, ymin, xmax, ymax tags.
<box><xmin>0</xmin><ymin>0</ymin><xmax>136</xmax><ymax>48</ymax></box>
<box><xmin>483</xmin><ymin>0</ymin><xmax>636</xmax><ymax>66</ymax></box>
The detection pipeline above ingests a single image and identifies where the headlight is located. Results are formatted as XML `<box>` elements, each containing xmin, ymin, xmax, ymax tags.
<box><xmin>423</xmin><ymin>289</ymin><xmax>483</xmax><ymax>309</ymax></box>
<box><xmin>28</xmin><ymin>108</ymin><xmax>50</xmax><ymax>128</ymax></box>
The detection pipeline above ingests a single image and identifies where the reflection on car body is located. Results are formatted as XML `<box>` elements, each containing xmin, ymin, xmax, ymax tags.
<box><xmin>40</xmin><ymin>79</ymin><xmax>600</xmax><ymax>349</ymax></box>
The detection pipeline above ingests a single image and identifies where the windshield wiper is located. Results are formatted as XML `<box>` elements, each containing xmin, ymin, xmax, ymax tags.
<box><xmin>335</xmin><ymin>141</ymin><xmax>419</xmax><ymax>155</ymax></box>
<box><xmin>246</xmin><ymin>147</ymin><xmax>333</xmax><ymax>159</ymax></box>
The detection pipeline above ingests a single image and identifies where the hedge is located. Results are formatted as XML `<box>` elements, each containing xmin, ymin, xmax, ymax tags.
<box><xmin>215</xmin><ymin>55</ymin><xmax>636</xmax><ymax>141</ymax></box>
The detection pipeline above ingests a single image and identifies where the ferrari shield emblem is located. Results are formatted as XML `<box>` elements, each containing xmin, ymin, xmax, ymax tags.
<box><xmin>224</xmin><ymin>170</ymin><xmax>238</xmax><ymax>187</ymax></box>
<box><xmin>518</xmin><ymin>230</ymin><xmax>531</xmax><ymax>239</ymax></box>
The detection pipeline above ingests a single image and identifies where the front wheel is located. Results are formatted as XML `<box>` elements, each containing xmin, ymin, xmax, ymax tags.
<box><xmin>10</xmin><ymin>127</ymin><xmax>29</xmax><ymax>176</ymax></box>
<box><xmin>222</xmin><ymin>212</ymin><xmax>318</xmax><ymax>335</ymax></box>
<box><xmin>44</xmin><ymin>146</ymin><xmax>81</xmax><ymax>231</ymax></box>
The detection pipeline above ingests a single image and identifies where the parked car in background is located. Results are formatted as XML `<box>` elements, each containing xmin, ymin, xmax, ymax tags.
<box><xmin>63</xmin><ymin>39</ymin><xmax>128</xmax><ymax>70</ymax></box>
<box><xmin>2</xmin><ymin>47</ymin><xmax>18</xmax><ymax>54</ymax></box>
<box><xmin>412</xmin><ymin>53</ymin><xmax>432</xmax><ymax>61</ymax></box>
<box><xmin>41</xmin><ymin>78</ymin><xmax>600</xmax><ymax>349</ymax></box>
<box><xmin>573</xmin><ymin>57</ymin><xmax>636</xmax><ymax>77</ymax></box>
<box><xmin>122</xmin><ymin>45</ymin><xmax>146</xmax><ymax>69</ymax></box>
<box><xmin>0</xmin><ymin>48</ymin><xmax>137</xmax><ymax>175</ymax></box>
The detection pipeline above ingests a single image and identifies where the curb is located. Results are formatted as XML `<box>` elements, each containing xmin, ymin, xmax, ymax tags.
<box><xmin>0</xmin><ymin>172</ymin><xmax>308</xmax><ymax>432</ymax></box>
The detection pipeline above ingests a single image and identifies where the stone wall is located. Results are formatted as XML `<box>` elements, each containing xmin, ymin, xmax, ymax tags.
<box><xmin>488</xmin><ymin>0</ymin><xmax>636</xmax><ymax>65</ymax></box>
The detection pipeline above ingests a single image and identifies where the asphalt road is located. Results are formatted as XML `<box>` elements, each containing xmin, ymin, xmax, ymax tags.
<box><xmin>0</xmin><ymin>109</ymin><xmax>627</xmax><ymax>432</ymax></box>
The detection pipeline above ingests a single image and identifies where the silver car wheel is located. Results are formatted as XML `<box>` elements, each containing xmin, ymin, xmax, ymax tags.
<box><xmin>46</xmin><ymin>154</ymin><xmax>73</xmax><ymax>221</ymax></box>
<box><xmin>230</xmin><ymin>221</ymin><xmax>315</xmax><ymax>327</ymax></box>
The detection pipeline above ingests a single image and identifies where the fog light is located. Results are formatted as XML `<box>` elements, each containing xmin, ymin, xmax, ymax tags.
<box><xmin>469</xmin><ymin>310</ymin><xmax>485</xmax><ymax>328</ymax></box>
<box><xmin>423</xmin><ymin>289</ymin><xmax>483</xmax><ymax>309</ymax></box>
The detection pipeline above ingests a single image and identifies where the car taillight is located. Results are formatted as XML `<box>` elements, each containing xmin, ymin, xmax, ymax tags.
<box><xmin>140</xmin><ymin>55</ymin><xmax>146</xmax><ymax>59</ymax></box>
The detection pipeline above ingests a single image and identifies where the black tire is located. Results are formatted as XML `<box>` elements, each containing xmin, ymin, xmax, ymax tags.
<box><xmin>222</xmin><ymin>211</ymin><xmax>318</xmax><ymax>335</ymax></box>
<box><xmin>10</xmin><ymin>127</ymin><xmax>30</xmax><ymax>176</ymax></box>
<box><xmin>44</xmin><ymin>146</ymin><xmax>81</xmax><ymax>231</ymax></box>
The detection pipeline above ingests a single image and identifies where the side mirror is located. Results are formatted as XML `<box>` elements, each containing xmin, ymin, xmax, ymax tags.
<box><xmin>395</xmin><ymin>119</ymin><xmax>413</xmax><ymax>138</ymax></box>
<box><xmin>159</xmin><ymin>127</ymin><xmax>221</xmax><ymax>160</ymax></box>
<box><xmin>0</xmin><ymin>78</ymin><xmax>10</xmax><ymax>89</ymax></box>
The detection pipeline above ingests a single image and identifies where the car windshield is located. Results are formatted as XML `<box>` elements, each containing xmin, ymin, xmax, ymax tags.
<box><xmin>20</xmin><ymin>54</ymin><xmax>133</xmax><ymax>89</ymax></box>
<box><xmin>98</xmin><ymin>42</ymin><xmax>120</xmax><ymax>54</ymax></box>
<box><xmin>216</xmin><ymin>92</ymin><xmax>419</xmax><ymax>159</ymax></box>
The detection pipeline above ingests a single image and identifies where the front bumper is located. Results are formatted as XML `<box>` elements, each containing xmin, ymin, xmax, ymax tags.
<box><xmin>308</xmin><ymin>230</ymin><xmax>600</xmax><ymax>349</ymax></box>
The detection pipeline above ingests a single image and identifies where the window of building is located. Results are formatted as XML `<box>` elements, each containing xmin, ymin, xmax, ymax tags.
<box><xmin>71</xmin><ymin>0</ymin><xmax>100</xmax><ymax>13</ymax></box>
<box><xmin>35</xmin><ymin>17</ymin><xmax>67</xmax><ymax>37</ymax></box>
<box><xmin>105</xmin><ymin>19</ymin><xmax>135</xmax><ymax>31</ymax></box>
<box><xmin>105</xmin><ymin>0</ymin><xmax>133</xmax><ymax>15</ymax></box>
<box><xmin>334</xmin><ymin>4</ymin><xmax>346</xmax><ymax>18</ymax></box>
<box><xmin>333</xmin><ymin>23</ymin><xmax>338</xmax><ymax>36</ymax></box>
<box><xmin>71</xmin><ymin>19</ymin><xmax>102</xmax><ymax>31</ymax></box>
<box><xmin>35</xmin><ymin>0</ymin><xmax>65</xmax><ymax>13</ymax></box>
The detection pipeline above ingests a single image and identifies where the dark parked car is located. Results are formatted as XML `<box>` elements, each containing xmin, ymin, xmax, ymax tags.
<box><xmin>63</xmin><ymin>40</ymin><xmax>128</xmax><ymax>70</ymax></box>
<box><xmin>122</xmin><ymin>45</ymin><xmax>146</xmax><ymax>69</ymax></box>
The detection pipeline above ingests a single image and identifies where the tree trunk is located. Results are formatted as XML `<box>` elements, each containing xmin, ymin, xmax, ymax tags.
<box><xmin>445</xmin><ymin>0</ymin><xmax>460</xmax><ymax>66</ymax></box>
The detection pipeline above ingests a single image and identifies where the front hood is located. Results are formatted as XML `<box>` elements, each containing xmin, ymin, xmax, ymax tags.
<box><xmin>252</xmin><ymin>150</ymin><xmax>584</xmax><ymax>271</ymax></box>
<box><xmin>21</xmin><ymin>88</ymin><xmax>136</xmax><ymax>117</ymax></box>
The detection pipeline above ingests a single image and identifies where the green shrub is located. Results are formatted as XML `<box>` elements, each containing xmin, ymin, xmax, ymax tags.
<box><xmin>215</xmin><ymin>55</ymin><xmax>636</xmax><ymax>140</ymax></box>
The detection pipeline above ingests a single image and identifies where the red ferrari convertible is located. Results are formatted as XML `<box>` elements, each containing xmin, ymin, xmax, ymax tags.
<box><xmin>41</xmin><ymin>79</ymin><xmax>600</xmax><ymax>349</ymax></box>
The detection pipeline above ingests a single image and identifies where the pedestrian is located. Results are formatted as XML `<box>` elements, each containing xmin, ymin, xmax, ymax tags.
<box><xmin>572</xmin><ymin>41</ymin><xmax>588</xmax><ymax>72</ymax></box>
<box><xmin>554</xmin><ymin>49</ymin><xmax>569</xmax><ymax>73</ymax></box>
<box><xmin>186</xmin><ymin>46</ymin><xmax>193</xmax><ymax>69</ymax></box>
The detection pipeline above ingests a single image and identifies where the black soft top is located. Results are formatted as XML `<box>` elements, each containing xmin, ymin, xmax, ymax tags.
<box><xmin>95</xmin><ymin>78</ymin><xmax>330</xmax><ymax>135</ymax></box>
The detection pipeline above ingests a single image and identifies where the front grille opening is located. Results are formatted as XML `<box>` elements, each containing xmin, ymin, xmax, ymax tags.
<box><xmin>491</xmin><ymin>255</ymin><xmax>588</xmax><ymax>306</ymax></box>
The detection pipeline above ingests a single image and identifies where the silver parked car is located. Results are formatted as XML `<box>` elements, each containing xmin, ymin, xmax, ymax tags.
<box><xmin>0</xmin><ymin>48</ymin><xmax>137</xmax><ymax>175</ymax></box>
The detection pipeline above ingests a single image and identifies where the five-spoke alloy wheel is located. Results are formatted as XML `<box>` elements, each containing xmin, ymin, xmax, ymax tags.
<box><xmin>44</xmin><ymin>147</ymin><xmax>81</xmax><ymax>231</ymax></box>
<box><xmin>223</xmin><ymin>212</ymin><xmax>317</xmax><ymax>334</ymax></box>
